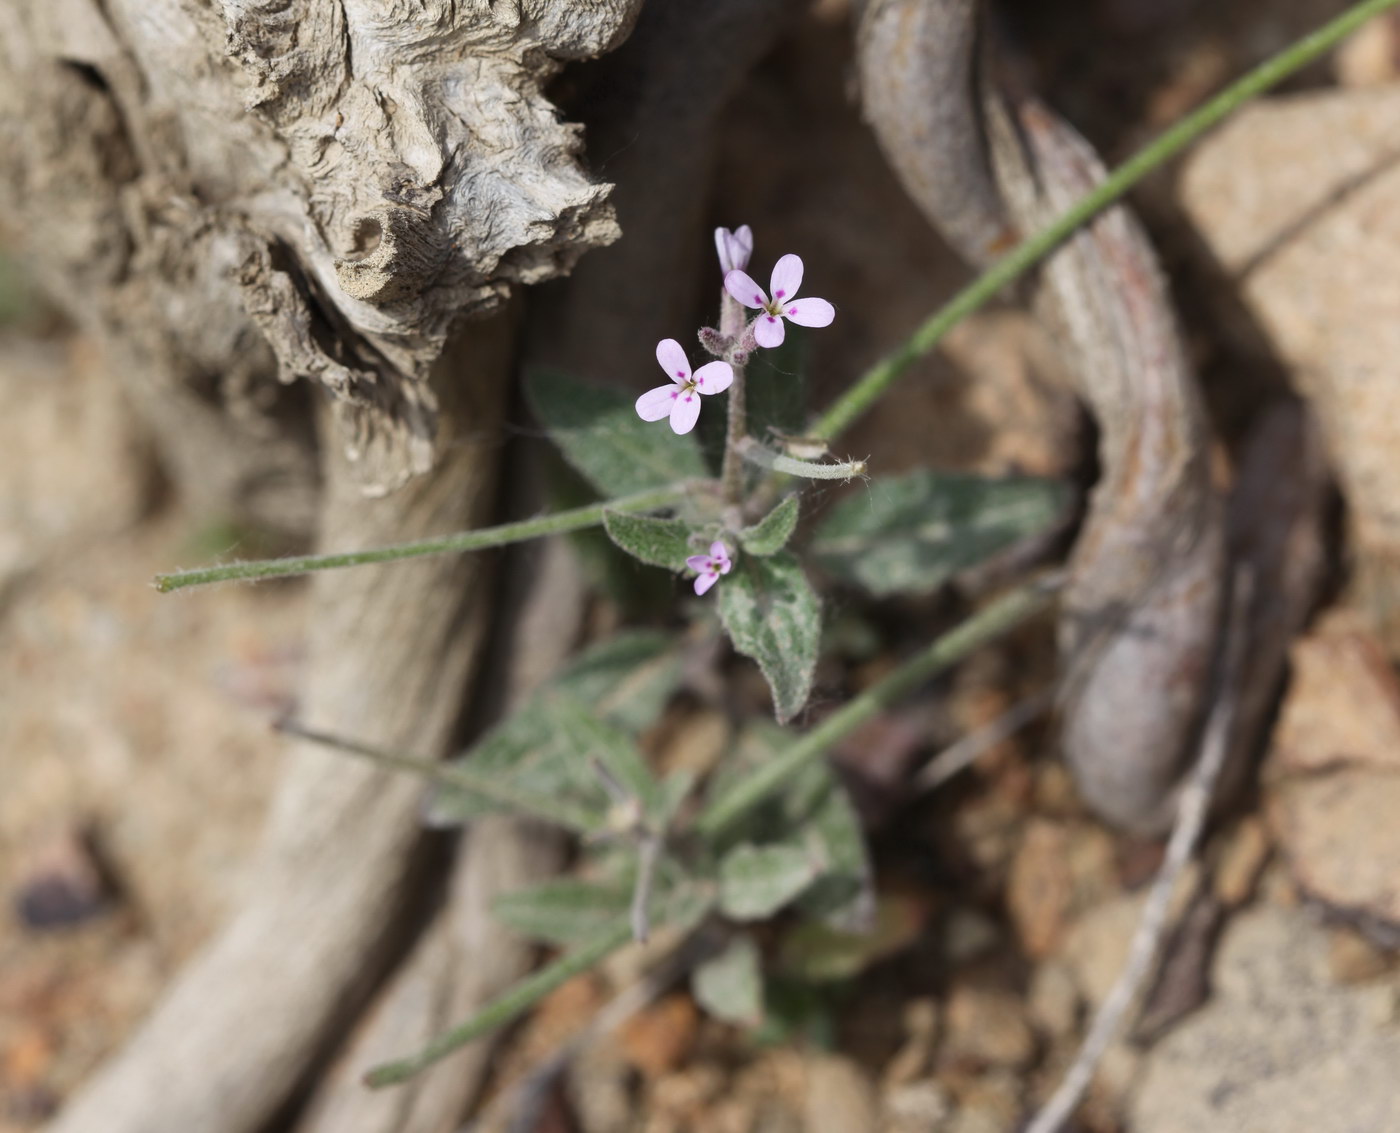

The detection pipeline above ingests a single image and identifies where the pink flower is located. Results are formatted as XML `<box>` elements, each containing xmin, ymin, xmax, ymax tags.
<box><xmin>724</xmin><ymin>253</ymin><xmax>834</xmax><ymax>348</ymax></box>
<box><xmin>686</xmin><ymin>540</ymin><xmax>733</xmax><ymax>596</ymax></box>
<box><xmin>715</xmin><ymin>225</ymin><xmax>753</xmax><ymax>274</ymax></box>
<box><xmin>635</xmin><ymin>339</ymin><xmax>734</xmax><ymax>435</ymax></box>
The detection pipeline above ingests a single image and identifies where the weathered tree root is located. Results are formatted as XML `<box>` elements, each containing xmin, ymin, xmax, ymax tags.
<box><xmin>44</xmin><ymin>324</ymin><xmax>512</xmax><ymax>1133</ymax></box>
<box><xmin>293</xmin><ymin>537</ymin><xmax>589</xmax><ymax>1133</ymax></box>
<box><xmin>857</xmin><ymin>0</ymin><xmax>1227</xmax><ymax>834</ymax></box>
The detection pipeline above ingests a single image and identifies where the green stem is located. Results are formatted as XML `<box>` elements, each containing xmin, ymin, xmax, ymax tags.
<box><xmin>719</xmin><ymin>294</ymin><xmax>750</xmax><ymax>505</ymax></box>
<box><xmin>364</xmin><ymin>922</ymin><xmax>634</xmax><ymax>1088</ymax></box>
<box><xmin>278</xmin><ymin>721</ymin><xmax>603</xmax><ymax>834</ymax></box>
<box><xmin>694</xmin><ymin>576</ymin><xmax>1059</xmax><ymax>839</ymax></box>
<box><xmin>154</xmin><ymin>485</ymin><xmax>686</xmax><ymax>592</ymax></box>
<box><xmin>810</xmin><ymin>0</ymin><xmax>1400</xmax><ymax>442</ymax></box>
<box><xmin>740</xmin><ymin>439</ymin><xmax>867</xmax><ymax>481</ymax></box>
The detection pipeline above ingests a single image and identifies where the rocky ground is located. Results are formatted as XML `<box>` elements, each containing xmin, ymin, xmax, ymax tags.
<box><xmin>5</xmin><ymin>3</ymin><xmax>1400</xmax><ymax>1131</ymax></box>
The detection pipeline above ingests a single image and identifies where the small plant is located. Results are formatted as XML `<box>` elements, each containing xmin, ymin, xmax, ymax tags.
<box><xmin>149</xmin><ymin>0</ymin><xmax>1393</xmax><ymax>1089</ymax></box>
<box><xmin>298</xmin><ymin>225</ymin><xmax>1066</xmax><ymax>1087</ymax></box>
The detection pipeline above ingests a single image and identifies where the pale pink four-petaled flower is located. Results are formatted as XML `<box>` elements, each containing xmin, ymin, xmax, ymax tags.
<box><xmin>635</xmin><ymin>339</ymin><xmax>734</xmax><ymax>435</ymax></box>
<box><xmin>686</xmin><ymin>540</ymin><xmax>733</xmax><ymax>597</ymax></box>
<box><xmin>724</xmin><ymin>253</ymin><xmax>835</xmax><ymax>348</ymax></box>
<box><xmin>714</xmin><ymin>225</ymin><xmax>753</xmax><ymax>274</ymax></box>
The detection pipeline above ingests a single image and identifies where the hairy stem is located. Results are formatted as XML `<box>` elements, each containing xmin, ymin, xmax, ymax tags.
<box><xmin>363</xmin><ymin>922</ymin><xmax>634</xmax><ymax>1088</ymax></box>
<box><xmin>154</xmin><ymin>485</ymin><xmax>687</xmax><ymax>592</ymax></box>
<box><xmin>695</xmin><ymin>575</ymin><xmax>1060</xmax><ymax>839</ymax></box>
<box><xmin>277</xmin><ymin>722</ymin><xmax>603</xmax><ymax>835</ymax></box>
<box><xmin>813</xmin><ymin>0</ymin><xmax>1400</xmax><ymax>442</ymax></box>
<box><xmin>739</xmin><ymin>438</ymin><xmax>867</xmax><ymax>481</ymax></box>
<box><xmin>719</xmin><ymin>293</ymin><xmax>750</xmax><ymax>504</ymax></box>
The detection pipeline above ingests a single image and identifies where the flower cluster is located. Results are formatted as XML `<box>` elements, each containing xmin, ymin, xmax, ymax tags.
<box><xmin>634</xmin><ymin>226</ymin><xmax>834</xmax><ymax>438</ymax></box>
<box><xmin>637</xmin><ymin>225</ymin><xmax>835</xmax><ymax>596</ymax></box>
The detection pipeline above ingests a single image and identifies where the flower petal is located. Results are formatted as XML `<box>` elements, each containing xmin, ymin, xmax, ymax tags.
<box><xmin>655</xmin><ymin>338</ymin><xmax>691</xmax><ymax>382</ymax></box>
<box><xmin>714</xmin><ymin>227</ymin><xmax>734</xmax><ymax>273</ymax></box>
<box><xmin>783</xmin><ymin>297</ymin><xmax>835</xmax><ymax>328</ymax></box>
<box><xmin>669</xmin><ymin>387</ymin><xmax>702</xmax><ymax>435</ymax></box>
<box><xmin>693</xmin><ymin>360</ymin><xmax>733</xmax><ymax>395</ymax></box>
<box><xmin>694</xmin><ymin>571</ymin><xmax>719</xmax><ymax>596</ymax></box>
<box><xmin>731</xmin><ymin>225</ymin><xmax>753</xmax><ymax>270</ymax></box>
<box><xmin>753</xmin><ymin>313</ymin><xmax>786</xmax><ymax>348</ymax></box>
<box><xmin>709</xmin><ymin>540</ymin><xmax>727</xmax><ymax>559</ymax></box>
<box><xmin>686</xmin><ymin>553</ymin><xmax>713</xmax><ymax>573</ymax></box>
<box><xmin>636</xmin><ymin>383</ymin><xmax>680</xmax><ymax>422</ymax></box>
<box><xmin>769</xmin><ymin>253</ymin><xmax>804</xmax><ymax>303</ymax></box>
<box><xmin>725</xmin><ymin>270</ymin><xmax>767</xmax><ymax>310</ymax></box>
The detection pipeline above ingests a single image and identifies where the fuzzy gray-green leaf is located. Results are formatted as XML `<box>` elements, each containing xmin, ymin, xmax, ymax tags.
<box><xmin>812</xmin><ymin>470</ymin><xmax>1069</xmax><ymax>597</ymax></box>
<box><xmin>602</xmin><ymin>510</ymin><xmax>695</xmax><ymax>572</ymax></box>
<box><xmin>702</xmin><ymin>723</ymin><xmax>874</xmax><ymax>931</ymax></box>
<box><xmin>717</xmin><ymin>552</ymin><xmax>821</xmax><ymax>724</ymax></box>
<box><xmin>549</xmin><ymin>696</ymin><xmax>664</xmax><ymax>823</ymax></box>
<box><xmin>739</xmin><ymin>495</ymin><xmax>800</xmax><ymax>556</ymax></box>
<box><xmin>426</xmin><ymin>632</ymin><xmax>682</xmax><ymax>827</ymax></box>
<box><xmin>719</xmin><ymin>842</ymin><xmax>818</xmax><ymax>920</ymax></box>
<box><xmin>493</xmin><ymin>879</ymin><xmax>631</xmax><ymax>946</ymax></box>
<box><xmin>692</xmin><ymin>935</ymin><xmax>764</xmax><ymax>1025</ymax></box>
<box><xmin>527</xmin><ymin>368</ymin><xmax>707</xmax><ymax>497</ymax></box>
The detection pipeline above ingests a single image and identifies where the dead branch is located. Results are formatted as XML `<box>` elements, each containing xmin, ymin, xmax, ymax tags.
<box><xmin>857</xmin><ymin>0</ymin><xmax>1227</xmax><ymax>834</ymax></box>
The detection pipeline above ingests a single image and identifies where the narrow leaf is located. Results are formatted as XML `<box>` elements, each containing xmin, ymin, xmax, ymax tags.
<box><xmin>719</xmin><ymin>842</ymin><xmax>817</xmax><ymax>920</ymax></box>
<box><xmin>739</xmin><ymin>495</ymin><xmax>800</xmax><ymax>556</ymax></box>
<box><xmin>493</xmin><ymin>879</ymin><xmax>631</xmax><ymax>946</ymax></box>
<box><xmin>717</xmin><ymin>552</ymin><xmax>821</xmax><ymax>724</ymax></box>
<box><xmin>527</xmin><ymin>369</ymin><xmax>707</xmax><ymax>498</ymax></box>
<box><xmin>812</xmin><ymin>470</ymin><xmax>1069</xmax><ymax>597</ymax></box>
<box><xmin>603</xmin><ymin>510</ymin><xmax>695</xmax><ymax>572</ymax></box>
<box><xmin>365</xmin><ymin>922</ymin><xmax>633</xmax><ymax>1087</ymax></box>
<box><xmin>692</xmin><ymin>935</ymin><xmax>764</xmax><ymax>1025</ymax></box>
<box><xmin>550</xmin><ymin>696</ymin><xmax>664</xmax><ymax>823</ymax></box>
<box><xmin>427</xmin><ymin>632</ymin><xmax>682</xmax><ymax>827</ymax></box>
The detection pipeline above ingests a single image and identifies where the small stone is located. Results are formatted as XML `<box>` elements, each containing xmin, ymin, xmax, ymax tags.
<box><xmin>1132</xmin><ymin>906</ymin><xmax>1400</xmax><ymax>1133</ymax></box>
<box><xmin>1335</xmin><ymin>13</ymin><xmax>1400</xmax><ymax>87</ymax></box>
<box><xmin>1212</xmin><ymin>815</ymin><xmax>1272</xmax><ymax>907</ymax></box>
<box><xmin>801</xmin><ymin>1055</ymin><xmax>879</xmax><ymax>1133</ymax></box>
<box><xmin>1271</xmin><ymin>617</ymin><xmax>1400</xmax><ymax>776</ymax></box>
<box><xmin>1270</xmin><ymin>772</ymin><xmax>1400</xmax><ymax>941</ymax></box>
<box><xmin>943</xmin><ymin>907</ymin><xmax>1001</xmax><ymax>966</ymax></box>
<box><xmin>1328</xmin><ymin>925</ymin><xmax>1398</xmax><ymax>985</ymax></box>
<box><xmin>13</xmin><ymin>826</ymin><xmax>114</xmax><ymax>931</ymax></box>
<box><xmin>947</xmin><ymin>1068</ymin><xmax>1022</xmax><ymax>1133</ymax></box>
<box><xmin>618</xmin><ymin>993</ymin><xmax>699</xmax><ymax>1079</ymax></box>
<box><xmin>882</xmin><ymin>1080</ymin><xmax>951</xmax><ymax>1131</ymax></box>
<box><xmin>1180</xmin><ymin>88</ymin><xmax>1400</xmax><ymax>651</ymax></box>
<box><xmin>1007</xmin><ymin>819</ymin><xmax>1073</xmax><ymax>958</ymax></box>
<box><xmin>1027</xmin><ymin>960</ymin><xmax>1080</xmax><ymax>1038</ymax></box>
<box><xmin>944</xmin><ymin>982</ymin><xmax>1036</xmax><ymax>1069</ymax></box>
<box><xmin>883</xmin><ymin>998</ymin><xmax>940</xmax><ymax>1087</ymax></box>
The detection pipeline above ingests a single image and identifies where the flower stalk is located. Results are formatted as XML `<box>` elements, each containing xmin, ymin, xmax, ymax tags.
<box><xmin>153</xmin><ymin>484</ymin><xmax>687</xmax><ymax>592</ymax></box>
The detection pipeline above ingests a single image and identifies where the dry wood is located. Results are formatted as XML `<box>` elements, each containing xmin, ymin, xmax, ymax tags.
<box><xmin>45</xmin><ymin>319</ymin><xmax>513</xmax><ymax>1133</ymax></box>
<box><xmin>293</xmin><ymin>537</ymin><xmax>589</xmax><ymax>1133</ymax></box>
<box><xmin>1</xmin><ymin>0</ymin><xmax>642</xmax><ymax>495</ymax></box>
<box><xmin>857</xmin><ymin>0</ymin><xmax>1228</xmax><ymax>833</ymax></box>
